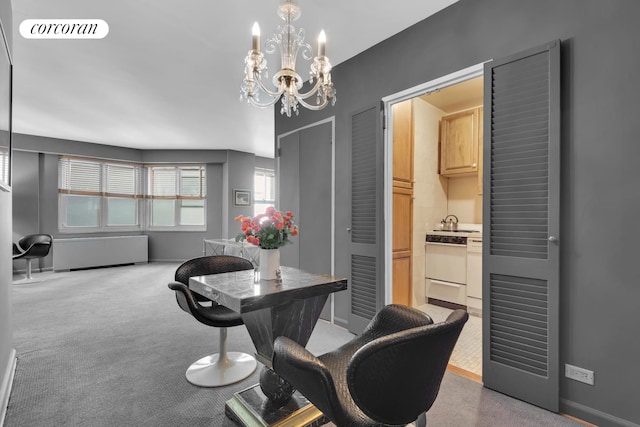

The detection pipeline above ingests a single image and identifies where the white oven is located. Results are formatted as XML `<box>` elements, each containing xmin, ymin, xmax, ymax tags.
<box><xmin>424</xmin><ymin>230</ymin><xmax>476</xmax><ymax>308</ymax></box>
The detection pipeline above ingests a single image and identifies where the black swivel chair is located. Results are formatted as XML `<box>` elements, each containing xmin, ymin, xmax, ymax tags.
<box><xmin>12</xmin><ymin>234</ymin><xmax>53</xmax><ymax>281</ymax></box>
<box><xmin>272</xmin><ymin>305</ymin><xmax>468</xmax><ymax>427</ymax></box>
<box><xmin>168</xmin><ymin>255</ymin><xmax>257</xmax><ymax>387</ymax></box>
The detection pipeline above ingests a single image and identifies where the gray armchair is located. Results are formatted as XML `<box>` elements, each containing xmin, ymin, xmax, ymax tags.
<box><xmin>272</xmin><ymin>305</ymin><xmax>468</xmax><ymax>426</ymax></box>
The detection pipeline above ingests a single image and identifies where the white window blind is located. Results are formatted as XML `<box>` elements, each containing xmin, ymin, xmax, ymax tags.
<box><xmin>59</xmin><ymin>158</ymin><xmax>102</xmax><ymax>195</ymax></box>
<box><xmin>148</xmin><ymin>166</ymin><xmax>205</xmax><ymax>199</ymax></box>
<box><xmin>147</xmin><ymin>165</ymin><xmax>206</xmax><ymax>229</ymax></box>
<box><xmin>254</xmin><ymin>168</ymin><xmax>275</xmax><ymax>215</ymax></box>
<box><xmin>254</xmin><ymin>168</ymin><xmax>275</xmax><ymax>202</ymax></box>
<box><xmin>106</xmin><ymin>163</ymin><xmax>140</xmax><ymax>197</ymax></box>
<box><xmin>58</xmin><ymin>156</ymin><xmax>143</xmax><ymax>231</ymax></box>
<box><xmin>59</xmin><ymin>157</ymin><xmax>142</xmax><ymax>198</ymax></box>
<box><xmin>0</xmin><ymin>148</ymin><xmax>8</xmax><ymax>186</ymax></box>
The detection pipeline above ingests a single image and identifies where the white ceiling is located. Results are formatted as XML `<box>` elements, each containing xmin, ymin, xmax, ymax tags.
<box><xmin>420</xmin><ymin>76</ymin><xmax>483</xmax><ymax>113</ymax></box>
<box><xmin>11</xmin><ymin>0</ymin><xmax>458</xmax><ymax>158</ymax></box>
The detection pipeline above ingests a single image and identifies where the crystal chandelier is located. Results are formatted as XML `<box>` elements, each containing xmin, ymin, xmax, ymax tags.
<box><xmin>240</xmin><ymin>0</ymin><xmax>336</xmax><ymax>117</ymax></box>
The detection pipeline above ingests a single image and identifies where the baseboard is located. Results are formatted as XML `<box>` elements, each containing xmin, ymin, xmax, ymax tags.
<box><xmin>0</xmin><ymin>349</ymin><xmax>16</xmax><ymax>427</ymax></box>
<box><xmin>12</xmin><ymin>266</ymin><xmax>53</xmax><ymax>276</ymax></box>
<box><xmin>561</xmin><ymin>398</ymin><xmax>638</xmax><ymax>427</ymax></box>
<box><xmin>332</xmin><ymin>316</ymin><xmax>348</xmax><ymax>329</ymax></box>
<box><xmin>446</xmin><ymin>363</ymin><xmax>482</xmax><ymax>384</ymax></box>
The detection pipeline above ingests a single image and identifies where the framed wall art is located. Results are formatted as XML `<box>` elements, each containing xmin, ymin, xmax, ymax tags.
<box><xmin>233</xmin><ymin>189</ymin><xmax>252</xmax><ymax>207</ymax></box>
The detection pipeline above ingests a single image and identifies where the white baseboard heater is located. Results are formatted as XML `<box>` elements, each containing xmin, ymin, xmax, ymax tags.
<box><xmin>53</xmin><ymin>235</ymin><xmax>148</xmax><ymax>271</ymax></box>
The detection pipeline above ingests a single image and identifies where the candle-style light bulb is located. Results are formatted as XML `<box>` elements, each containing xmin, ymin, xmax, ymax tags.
<box><xmin>252</xmin><ymin>22</ymin><xmax>260</xmax><ymax>52</ymax></box>
<box><xmin>318</xmin><ymin>30</ymin><xmax>326</xmax><ymax>57</ymax></box>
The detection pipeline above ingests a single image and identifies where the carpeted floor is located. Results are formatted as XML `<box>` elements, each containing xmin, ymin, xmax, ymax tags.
<box><xmin>6</xmin><ymin>262</ymin><xmax>583</xmax><ymax>427</ymax></box>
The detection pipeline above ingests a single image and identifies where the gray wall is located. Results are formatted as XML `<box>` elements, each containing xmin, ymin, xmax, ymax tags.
<box><xmin>0</xmin><ymin>0</ymin><xmax>12</xmax><ymax>416</ymax></box>
<box><xmin>275</xmin><ymin>0</ymin><xmax>640</xmax><ymax>425</ymax></box>
<box><xmin>11</xmin><ymin>133</ymin><xmax>273</xmax><ymax>267</ymax></box>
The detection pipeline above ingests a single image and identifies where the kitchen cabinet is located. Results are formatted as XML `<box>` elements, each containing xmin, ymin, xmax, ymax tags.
<box><xmin>393</xmin><ymin>188</ymin><xmax>413</xmax><ymax>253</ymax></box>
<box><xmin>392</xmin><ymin>99</ymin><xmax>414</xmax><ymax>188</ymax></box>
<box><xmin>392</xmin><ymin>100</ymin><xmax>414</xmax><ymax>306</ymax></box>
<box><xmin>392</xmin><ymin>188</ymin><xmax>412</xmax><ymax>306</ymax></box>
<box><xmin>392</xmin><ymin>254</ymin><xmax>412</xmax><ymax>306</ymax></box>
<box><xmin>439</xmin><ymin>106</ymin><xmax>482</xmax><ymax>177</ymax></box>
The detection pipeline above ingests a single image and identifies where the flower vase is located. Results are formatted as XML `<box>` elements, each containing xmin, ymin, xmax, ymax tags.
<box><xmin>259</xmin><ymin>248</ymin><xmax>280</xmax><ymax>280</ymax></box>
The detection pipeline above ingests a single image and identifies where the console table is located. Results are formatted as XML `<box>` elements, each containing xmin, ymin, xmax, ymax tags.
<box><xmin>202</xmin><ymin>238</ymin><xmax>260</xmax><ymax>267</ymax></box>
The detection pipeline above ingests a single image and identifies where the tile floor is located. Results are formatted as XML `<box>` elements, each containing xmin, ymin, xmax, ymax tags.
<box><xmin>416</xmin><ymin>303</ymin><xmax>482</xmax><ymax>377</ymax></box>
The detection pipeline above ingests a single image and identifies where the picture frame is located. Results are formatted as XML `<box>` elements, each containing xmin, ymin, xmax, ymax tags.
<box><xmin>0</xmin><ymin>21</ymin><xmax>12</xmax><ymax>192</ymax></box>
<box><xmin>233</xmin><ymin>189</ymin><xmax>252</xmax><ymax>207</ymax></box>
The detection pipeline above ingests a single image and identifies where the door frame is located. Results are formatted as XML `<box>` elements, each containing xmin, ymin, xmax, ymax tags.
<box><xmin>381</xmin><ymin>62</ymin><xmax>486</xmax><ymax>305</ymax></box>
<box><xmin>276</xmin><ymin>116</ymin><xmax>337</xmax><ymax>321</ymax></box>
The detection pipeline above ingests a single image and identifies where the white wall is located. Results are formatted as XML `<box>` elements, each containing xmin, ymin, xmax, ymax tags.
<box><xmin>0</xmin><ymin>4</ymin><xmax>13</xmax><ymax>422</ymax></box>
<box><xmin>447</xmin><ymin>175</ymin><xmax>482</xmax><ymax>223</ymax></box>
<box><xmin>0</xmin><ymin>189</ymin><xmax>13</xmax><ymax>422</ymax></box>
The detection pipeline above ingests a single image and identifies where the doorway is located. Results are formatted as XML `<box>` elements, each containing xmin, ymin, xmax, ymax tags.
<box><xmin>384</xmin><ymin>41</ymin><xmax>561</xmax><ymax>412</ymax></box>
<box><xmin>384</xmin><ymin>63</ymin><xmax>485</xmax><ymax>378</ymax></box>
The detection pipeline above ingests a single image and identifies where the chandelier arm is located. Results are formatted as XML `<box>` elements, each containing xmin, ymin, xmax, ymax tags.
<box><xmin>292</xmin><ymin>77</ymin><xmax>324</xmax><ymax>100</ymax></box>
<box><xmin>253</xmin><ymin>71</ymin><xmax>286</xmax><ymax>98</ymax></box>
<box><xmin>247</xmin><ymin>94</ymin><xmax>281</xmax><ymax>109</ymax></box>
<box><xmin>295</xmin><ymin>94</ymin><xmax>330</xmax><ymax>111</ymax></box>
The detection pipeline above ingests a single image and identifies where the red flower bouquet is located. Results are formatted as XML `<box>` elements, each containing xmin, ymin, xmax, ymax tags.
<box><xmin>235</xmin><ymin>207</ymin><xmax>298</xmax><ymax>249</ymax></box>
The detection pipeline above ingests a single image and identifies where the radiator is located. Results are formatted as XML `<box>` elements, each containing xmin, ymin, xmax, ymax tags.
<box><xmin>53</xmin><ymin>235</ymin><xmax>148</xmax><ymax>271</ymax></box>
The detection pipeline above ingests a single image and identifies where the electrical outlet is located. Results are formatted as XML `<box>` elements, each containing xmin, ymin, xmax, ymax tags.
<box><xmin>565</xmin><ymin>364</ymin><xmax>594</xmax><ymax>385</ymax></box>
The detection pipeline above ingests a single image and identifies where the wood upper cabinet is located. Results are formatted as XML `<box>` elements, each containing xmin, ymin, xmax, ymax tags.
<box><xmin>392</xmin><ymin>100</ymin><xmax>414</xmax><ymax>187</ymax></box>
<box><xmin>439</xmin><ymin>106</ymin><xmax>481</xmax><ymax>177</ymax></box>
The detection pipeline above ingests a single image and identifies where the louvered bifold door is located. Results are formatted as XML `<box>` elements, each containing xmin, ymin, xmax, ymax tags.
<box><xmin>482</xmin><ymin>40</ymin><xmax>561</xmax><ymax>412</ymax></box>
<box><xmin>348</xmin><ymin>105</ymin><xmax>384</xmax><ymax>334</ymax></box>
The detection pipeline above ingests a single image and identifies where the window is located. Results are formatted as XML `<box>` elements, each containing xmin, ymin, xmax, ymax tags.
<box><xmin>0</xmin><ymin>148</ymin><xmax>8</xmax><ymax>187</ymax></box>
<box><xmin>147</xmin><ymin>165</ymin><xmax>206</xmax><ymax>230</ymax></box>
<box><xmin>254</xmin><ymin>168</ymin><xmax>275</xmax><ymax>215</ymax></box>
<box><xmin>58</xmin><ymin>156</ymin><xmax>143</xmax><ymax>232</ymax></box>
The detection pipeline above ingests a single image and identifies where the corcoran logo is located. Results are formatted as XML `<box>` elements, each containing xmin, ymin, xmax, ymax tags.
<box><xmin>19</xmin><ymin>19</ymin><xmax>109</xmax><ymax>39</ymax></box>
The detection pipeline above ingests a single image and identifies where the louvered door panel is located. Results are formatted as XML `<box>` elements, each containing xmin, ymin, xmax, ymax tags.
<box><xmin>483</xmin><ymin>41</ymin><xmax>560</xmax><ymax>412</ymax></box>
<box><xmin>351</xmin><ymin>255</ymin><xmax>377</xmax><ymax>320</ymax></box>
<box><xmin>490</xmin><ymin>274</ymin><xmax>549</xmax><ymax>377</ymax></box>
<box><xmin>351</xmin><ymin>108</ymin><xmax>377</xmax><ymax>245</ymax></box>
<box><xmin>349</xmin><ymin>105</ymin><xmax>382</xmax><ymax>333</ymax></box>
<box><xmin>490</xmin><ymin>51</ymin><xmax>550</xmax><ymax>260</ymax></box>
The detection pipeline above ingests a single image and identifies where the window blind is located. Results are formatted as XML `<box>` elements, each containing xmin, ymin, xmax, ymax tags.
<box><xmin>254</xmin><ymin>168</ymin><xmax>275</xmax><ymax>203</ymax></box>
<box><xmin>147</xmin><ymin>165</ymin><xmax>206</xmax><ymax>199</ymax></box>
<box><xmin>0</xmin><ymin>148</ymin><xmax>8</xmax><ymax>185</ymax></box>
<box><xmin>59</xmin><ymin>156</ymin><xmax>142</xmax><ymax>198</ymax></box>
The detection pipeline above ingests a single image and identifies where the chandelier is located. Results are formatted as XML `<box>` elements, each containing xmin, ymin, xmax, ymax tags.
<box><xmin>240</xmin><ymin>0</ymin><xmax>336</xmax><ymax>117</ymax></box>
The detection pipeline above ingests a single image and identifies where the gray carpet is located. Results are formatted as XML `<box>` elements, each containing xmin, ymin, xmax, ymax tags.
<box><xmin>6</xmin><ymin>262</ymin><xmax>582</xmax><ymax>427</ymax></box>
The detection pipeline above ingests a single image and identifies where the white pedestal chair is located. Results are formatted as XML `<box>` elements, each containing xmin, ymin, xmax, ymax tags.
<box><xmin>168</xmin><ymin>255</ymin><xmax>257</xmax><ymax>387</ymax></box>
<box><xmin>12</xmin><ymin>234</ymin><xmax>53</xmax><ymax>284</ymax></box>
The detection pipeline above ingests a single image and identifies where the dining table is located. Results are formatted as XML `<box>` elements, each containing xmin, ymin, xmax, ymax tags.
<box><xmin>189</xmin><ymin>266</ymin><xmax>348</xmax><ymax>427</ymax></box>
